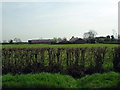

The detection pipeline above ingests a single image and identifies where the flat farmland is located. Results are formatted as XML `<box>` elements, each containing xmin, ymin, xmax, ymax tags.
<box><xmin>1</xmin><ymin>44</ymin><xmax>119</xmax><ymax>48</ymax></box>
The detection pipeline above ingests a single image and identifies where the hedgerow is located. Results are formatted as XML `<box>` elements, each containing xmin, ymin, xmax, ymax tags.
<box><xmin>2</xmin><ymin>46</ymin><xmax>120</xmax><ymax>77</ymax></box>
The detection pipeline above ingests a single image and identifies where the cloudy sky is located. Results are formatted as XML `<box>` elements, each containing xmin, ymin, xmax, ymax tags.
<box><xmin>1</xmin><ymin>0</ymin><xmax>120</xmax><ymax>42</ymax></box>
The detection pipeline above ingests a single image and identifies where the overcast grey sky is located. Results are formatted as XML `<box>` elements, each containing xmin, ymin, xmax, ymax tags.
<box><xmin>1</xmin><ymin>0</ymin><xmax>120</xmax><ymax>42</ymax></box>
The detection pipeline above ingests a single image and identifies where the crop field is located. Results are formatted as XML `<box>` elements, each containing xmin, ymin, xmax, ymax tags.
<box><xmin>1</xmin><ymin>44</ymin><xmax>119</xmax><ymax>48</ymax></box>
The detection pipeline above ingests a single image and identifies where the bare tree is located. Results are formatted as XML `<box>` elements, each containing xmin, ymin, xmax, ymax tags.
<box><xmin>8</xmin><ymin>39</ymin><xmax>13</xmax><ymax>44</ymax></box>
<box><xmin>52</xmin><ymin>37</ymin><xmax>64</xmax><ymax>43</ymax></box>
<box><xmin>14</xmin><ymin>38</ymin><xmax>21</xmax><ymax>43</ymax></box>
<box><xmin>83</xmin><ymin>30</ymin><xmax>97</xmax><ymax>39</ymax></box>
<box><xmin>52</xmin><ymin>37</ymin><xmax>58</xmax><ymax>43</ymax></box>
<box><xmin>62</xmin><ymin>37</ymin><xmax>67</xmax><ymax>42</ymax></box>
<box><xmin>57</xmin><ymin>37</ymin><xmax>62</xmax><ymax>43</ymax></box>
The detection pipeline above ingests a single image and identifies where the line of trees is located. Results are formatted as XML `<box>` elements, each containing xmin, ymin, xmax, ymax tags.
<box><xmin>83</xmin><ymin>30</ymin><xmax>120</xmax><ymax>44</ymax></box>
<box><xmin>52</xmin><ymin>37</ymin><xmax>67</xmax><ymax>43</ymax></box>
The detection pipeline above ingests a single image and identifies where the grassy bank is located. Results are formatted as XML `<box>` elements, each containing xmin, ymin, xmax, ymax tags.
<box><xmin>2</xmin><ymin>72</ymin><xmax>120</xmax><ymax>88</ymax></box>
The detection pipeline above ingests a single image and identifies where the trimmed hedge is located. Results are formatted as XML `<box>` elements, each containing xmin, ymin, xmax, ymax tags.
<box><xmin>2</xmin><ymin>47</ymin><xmax>120</xmax><ymax>77</ymax></box>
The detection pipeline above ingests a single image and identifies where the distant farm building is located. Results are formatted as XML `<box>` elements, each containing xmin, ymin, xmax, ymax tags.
<box><xmin>28</xmin><ymin>39</ymin><xmax>53</xmax><ymax>44</ymax></box>
<box><xmin>69</xmin><ymin>36</ymin><xmax>85</xmax><ymax>44</ymax></box>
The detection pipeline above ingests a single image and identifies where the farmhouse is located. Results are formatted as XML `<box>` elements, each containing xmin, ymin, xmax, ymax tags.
<box><xmin>28</xmin><ymin>39</ymin><xmax>53</xmax><ymax>44</ymax></box>
<box><xmin>69</xmin><ymin>36</ymin><xmax>85</xmax><ymax>44</ymax></box>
